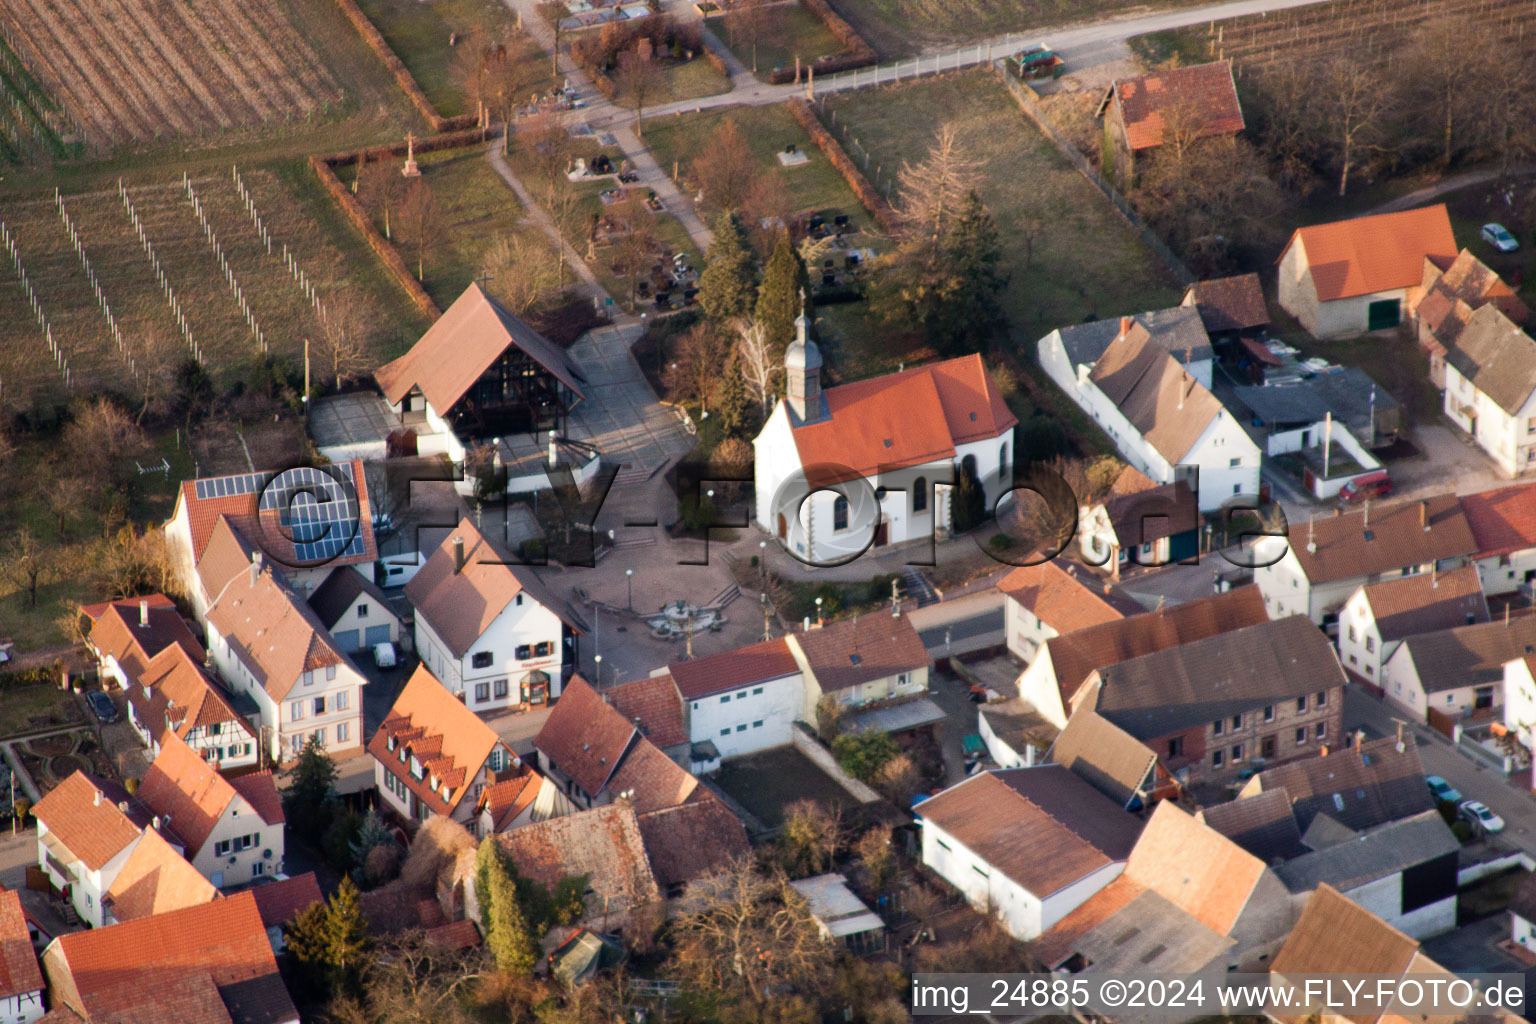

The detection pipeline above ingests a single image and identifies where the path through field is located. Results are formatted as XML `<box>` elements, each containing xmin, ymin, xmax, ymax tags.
<box><xmin>0</xmin><ymin>0</ymin><xmax>342</xmax><ymax>149</ymax></box>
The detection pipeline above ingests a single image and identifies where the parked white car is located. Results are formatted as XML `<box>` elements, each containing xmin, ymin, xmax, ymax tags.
<box><xmin>373</xmin><ymin>642</ymin><xmax>398</xmax><ymax>669</ymax></box>
<box><xmin>1459</xmin><ymin>800</ymin><xmax>1505</xmax><ymax>835</ymax></box>
<box><xmin>1481</xmin><ymin>222</ymin><xmax>1519</xmax><ymax>253</ymax></box>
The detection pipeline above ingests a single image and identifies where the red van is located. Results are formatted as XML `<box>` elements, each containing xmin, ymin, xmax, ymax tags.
<box><xmin>1338</xmin><ymin>470</ymin><xmax>1392</xmax><ymax>503</ymax></box>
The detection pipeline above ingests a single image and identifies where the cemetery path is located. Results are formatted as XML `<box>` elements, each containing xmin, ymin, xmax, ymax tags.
<box><xmin>486</xmin><ymin>143</ymin><xmax>612</xmax><ymax>303</ymax></box>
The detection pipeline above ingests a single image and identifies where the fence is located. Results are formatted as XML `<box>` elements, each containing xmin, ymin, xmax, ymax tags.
<box><xmin>810</xmin><ymin>39</ymin><xmax>1006</xmax><ymax>96</ymax></box>
<box><xmin>993</xmin><ymin>64</ymin><xmax>1195</xmax><ymax>288</ymax></box>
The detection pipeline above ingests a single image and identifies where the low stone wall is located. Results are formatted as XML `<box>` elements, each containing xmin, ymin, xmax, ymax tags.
<box><xmin>792</xmin><ymin>725</ymin><xmax>882</xmax><ymax>803</ymax></box>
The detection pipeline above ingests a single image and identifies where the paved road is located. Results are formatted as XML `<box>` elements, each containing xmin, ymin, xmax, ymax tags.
<box><xmin>1345</xmin><ymin>686</ymin><xmax>1536</xmax><ymax>859</ymax></box>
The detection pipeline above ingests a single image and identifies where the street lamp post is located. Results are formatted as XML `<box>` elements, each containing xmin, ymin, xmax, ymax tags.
<box><xmin>594</xmin><ymin>653</ymin><xmax>602</xmax><ymax>687</ymax></box>
<box><xmin>815</xmin><ymin>595</ymin><xmax>823</xmax><ymax>628</ymax></box>
<box><xmin>758</xmin><ymin>539</ymin><xmax>767</xmax><ymax>590</ymax></box>
<box><xmin>626</xmin><ymin>568</ymin><xmax>634</xmax><ymax>611</ymax></box>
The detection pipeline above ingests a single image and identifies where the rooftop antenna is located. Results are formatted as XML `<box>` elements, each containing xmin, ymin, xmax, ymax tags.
<box><xmin>890</xmin><ymin>578</ymin><xmax>901</xmax><ymax>618</ymax></box>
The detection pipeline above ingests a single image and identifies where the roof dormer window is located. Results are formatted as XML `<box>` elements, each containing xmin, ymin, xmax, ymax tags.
<box><xmin>388</xmin><ymin>735</ymin><xmax>397</xmax><ymax>752</ymax></box>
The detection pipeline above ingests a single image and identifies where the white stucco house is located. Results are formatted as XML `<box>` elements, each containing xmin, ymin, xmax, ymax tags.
<box><xmin>126</xmin><ymin>643</ymin><xmax>260</xmax><ymax>770</ymax></box>
<box><xmin>1039</xmin><ymin>306</ymin><xmax>1213</xmax><ymax>398</ymax></box>
<box><xmin>307</xmin><ymin>567</ymin><xmax>402</xmax><ymax>654</ymax></box>
<box><xmin>1277</xmin><ymin>205</ymin><xmax>1456</xmax><ymax>340</ymax></box>
<box><xmin>1335</xmin><ymin>565</ymin><xmax>1488</xmax><ymax>689</ymax></box>
<box><xmin>1504</xmin><ymin>654</ymin><xmax>1536</xmax><ymax>791</ymax></box>
<box><xmin>0</xmin><ymin>889</ymin><xmax>43</xmax><ymax>1024</ymax></box>
<box><xmin>788</xmin><ymin>612</ymin><xmax>932</xmax><ymax>730</ymax></box>
<box><xmin>1381</xmin><ymin>616</ymin><xmax>1536</xmax><ymax>724</ymax></box>
<box><xmin>1075</xmin><ymin>467</ymin><xmax>1202</xmax><ymax>579</ymax></box>
<box><xmin>997</xmin><ymin>558</ymin><xmax>1142</xmax><ymax>662</ymax></box>
<box><xmin>753</xmin><ymin>311</ymin><xmax>1017</xmax><ymax>564</ymax></box>
<box><xmin>1442</xmin><ymin>304</ymin><xmax>1536</xmax><ymax>477</ymax></box>
<box><xmin>31</xmin><ymin>773</ymin><xmax>148</xmax><ymax>929</ymax></box>
<box><xmin>1461</xmin><ymin>483</ymin><xmax>1536</xmax><ymax>597</ymax></box>
<box><xmin>1252</xmin><ymin>495</ymin><xmax>1478</xmax><ymax>630</ymax></box>
<box><xmin>1050</xmin><ymin>318</ymin><xmax>1259</xmax><ymax>512</ymax></box>
<box><xmin>665</xmin><ymin>637</ymin><xmax>805</xmax><ymax>766</ymax></box>
<box><xmin>204</xmin><ymin>559</ymin><xmax>367</xmax><ymax>762</ymax></box>
<box><xmin>407</xmin><ymin>518</ymin><xmax>585</xmax><ymax>709</ymax></box>
<box><xmin>918</xmin><ymin>766</ymin><xmax>1141</xmax><ymax>942</ymax></box>
<box><xmin>136</xmin><ymin>731</ymin><xmax>286</xmax><ymax>888</ymax></box>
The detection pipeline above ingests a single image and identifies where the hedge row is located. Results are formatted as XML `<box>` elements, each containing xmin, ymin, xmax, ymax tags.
<box><xmin>786</xmin><ymin>98</ymin><xmax>900</xmax><ymax>233</ymax></box>
<box><xmin>309</xmin><ymin>154</ymin><xmax>442</xmax><ymax>320</ymax></box>
<box><xmin>570</xmin><ymin>16</ymin><xmax>719</xmax><ymax>100</ymax></box>
<box><xmin>0</xmin><ymin>667</ymin><xmax>56</xmax><ymax>689</ymax></box>
<box><xmin>331</xmin><ymin>0</ymin><xmax>481</xmax><ymax>132</ymax></box>
<box><xmin>766</xmin><ymin>0</ymin><xmax>876</xmax><ymax>84</ymax></box>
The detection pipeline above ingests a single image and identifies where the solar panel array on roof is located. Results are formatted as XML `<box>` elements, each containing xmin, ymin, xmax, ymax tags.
<box><xmin>195</xmin><ymin>465</ymin><xmax>363</xmax><ymax>563</ymax></box>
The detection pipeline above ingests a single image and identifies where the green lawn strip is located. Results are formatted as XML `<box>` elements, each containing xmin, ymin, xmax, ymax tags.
<box><xmin>661</xmin><ymin>58</ymin><xmax>733</xmax><ymax>102</ymax></box>
<box><xmin>354</xmin><ymin>0</ymin><xmax>533</xmax><ymax>117</ymax></box>
<box><xmin>708</xmin><ymin>6</ymin><xmax>844</xmax><ymax>81</ymax></box>
<box><xmin>0</xmin><ymin>686</ymin><xmax>82</xmax><ymax>738</ymax></box>
<box><xmin>823</xmin><ymin>71</ymin><xmax>1178</xmax><ymax>346</ymax></box>
<box><xmin>643</xmin><ymin>102</ymin><xmax>878</xmax><ymax>235</ymax></box>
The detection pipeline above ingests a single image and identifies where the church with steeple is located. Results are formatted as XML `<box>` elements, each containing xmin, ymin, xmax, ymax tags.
<box><xmin>752</xmin><ymin>310</ymin><xmax>1019</xmax><ymax>564</ymax></box>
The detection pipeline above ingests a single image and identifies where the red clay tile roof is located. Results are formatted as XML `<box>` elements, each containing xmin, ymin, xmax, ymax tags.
<box><xmin>405</xmin><ymin>517</ymin><xmax>583</xmax><ymax>659</ymax></box>
<box><xmin>535</xmin><ymin>676</ymin><xmax>637</xmax><ymax>799</ymax></box>
<box><xmin>175</xmin><ymin>460</ymin><xmax>376</xmax><ymax>569</ymax></box>
<box><xmin>0</xmin><ymin>889</ymin><xmax>41</xmax><ymax>1000</ymax></box>
<box><xmin>1103</xmin><ymin>478</ymin><xmax>1201</xmax><ymax>548</ymax></box>
<box><xmin>495</xmin><ymin>804</ymin><xmax>660</xmax><ymax>916</ymax></box>
<box><xmin>790</xmin><ymin>613</ymin><xmax>931</xmax><ymax>693</ymax></box>
<box><xmin>103</xmin><ymin>826</ymin><xmax>218</xmax><ymax>922</ymax></box>
<box><xmin>129</xmin><ymin>643</ymin><xmax>253</xmax><ymax>750</ymax></box>
<box><xmin>605</xmin><ymin>675</ymin><xmax>686</xmax><ymax>748</ymax></box>
<box><xmin>1419</xmin><ymin>250</ymin><xmax>1531</xmax><ymax>353</ymax></box>
<box><xmin>1290</xmin><ymin>494</ymin><xmax>1477</xmax><ymax>585</ymax></box>
<box><xmin>476</xmin><ymin>765</ymin><xmax>546</xmax><ymax>832</ymax></box>
<box><xmin>789</xmin><ymin>354</ymin><xmax>1017</xmax><ymax>483</ymax></box>
<box><xmin>1284</xmin><ymin>206</ymin><xmax>1457</xmax><ymax>302</ymax></box>
<box><xmin>196</xmin><ymin>516</ymin><xmax>261</xmax><ymax>603</ymax></box>
<box><xmin>1270</xmin><ymin>884</ymin><xmax>1420</xmax><ymax>1024</ymax></box>
<box><xmin>136</xmin><ymin>731</ymin><xmax>249</xmax><ymax>859</ymax></box>
<box><xmin>205</xmin><ymin>565</ymin><xmax>352</xmax><ymax>702</ymax></box>
<box><xmin>425</xmin><ymin>919</ymin><xmax>483</xmax><ymax>950</ymax></box>
<box><xmin>1108</xmin><ymin>60</ymin><xmax>1244</xmax><ymax>151</ymax></box>
<box><xmin>668</xmin><ymin>637</ymin><xmax>801</xmax><ymax>700</ymax></box>
<box><xmin>1444</xmin><ymin>303</ymin><xmax>1536</xmax><ymax>415</ymax></box>
<box><xmin>1089</xmin><ymin>326</ymin><xmax>1226</xmax><ymax>463</ymax></box>
<box><xmin>1359</xmin><ymin>564</ymin><xmax>1489</xmax><ymax>641</ymax></box>
<box><xmin>249</xmin><ymin>873</ymin><xmax>322</xmax><ymax>930</ymax></box>
<box><xmin>1123</xmin><ymin>802</ymin><xmax>1265</xmax><ymax>935</ymax></box>
<box><xmin>1030</xmin><ymin>875</ymin><xmax>1144</xmax><ymax>968</ymax></box>
<box><xmin>32</xmin><ymin>772</ymin><xmax>143</xmax><ymax>872</ymax></box>
<box><xmin>603</xmin><ymin>739</ymin><xmax>697</xmax><ymax>815</ymax></box>
<box><xmin>998</xmin><ymin>559</ymin><xmax>1140</xmax><ymax>635</ymax></box>
<box><xmin>918</xmin><ymin>767</ymin><xmax>1141</xmax><ymax>896</ymax></box>
<box><xmin>46</xmin><ymin>891</ymin><xmax>286</xmax><ymax>1023</ymax></box>
<box><xmin>84</xmin><ymin>596</ymin><xmax>204</xmax><ymax>685</ymax></box>
<box><xmin>1183</xmin><ymin>273</ymin><xmax>1268</xmax><ymax>333</ymax></box>
<box><xmin>306</xmin><ymin>567</ymin><xmax>398</xmax><ymax>633</ymax></box>
<box><xmin>369</xmin><ymin>665</ymin><xmax>513</xmax><ymax>816</ymax></box>
<box><xmin>1042</xmin><ymin>586</ymin><xmax>1269</xmax><ymax>711</ymax></box>
<box><xmin>1461</xmin><ymin>483</ymin><xmax>1536</xmax><ymax>558</ymax></box>
<box><xmin>636</xmin><ymin>794</ymin><xmax>749</xmax><ymax>890</ymax></box>
<box><xmin>228</xmin><ymin>772</ymin><xmax>284</xmax><ymax>826</ymax></box>
<box><xmin>375</xmin><ymin>282</ymin><xmax>586</xmax><ymax>412</ymax></box>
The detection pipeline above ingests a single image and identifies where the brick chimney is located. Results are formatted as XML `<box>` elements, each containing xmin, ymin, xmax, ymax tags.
<box><xmin>452</xmin><ymin>536</ymin><xmax>466</xmax><ymax>574</ymax></box>
<box><xmin>1420</xmin><ymin>500</ymin><xmax>1429</xmax><ymax>531</ymax></box>
<box><xmin>139</xmin><ymin>599</ymin><xmax>149</xmax><ymax>628</ymax></box>
<box><xmin>1117</xmin><ymin>315</ymin><xmax>1133</xmax><ymax>340</ymax></box>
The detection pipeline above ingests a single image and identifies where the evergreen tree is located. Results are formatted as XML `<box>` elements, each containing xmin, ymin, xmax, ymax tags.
<box><xmin>283</xmin><ymin>736</ymin><xmax>338</xmax><ymax>844</ymax></box>
<box><xmin>711</xmin><ymin>349</ymin><xmax>751</xmax><ymax>437</ymax></box>
<box><xmin>951</xmin><ymin>458</ymin><xmax>988</xmax><ymax>533</ymax></box>
<box><xmin>698</xmin><ymin>211</ymin><xmax>757</xmax><ymax>322</ymax></box>
<box><xmin>323</xmin><ymin>877</ymin><xmax>372</xmax><ymax>996</ymax></box>
<box><xmin>283</xmin><ymin>901</ymin><xmax>331</xmax><ymax>995</ymax></box>
<box><xmin>477</xmin><ymin>837</ymin><xmax>539</xmax><ymax>975</ymax></box>
<box><xmin>754</xmin><ymin>232</ymin><xmax>808</xmax><ymax>358</ymax></box>
<box><xmin>349</xmin><ymin>809</ymin><xmax>395</xmax><ymax>865</ymax></box>
<box><xmin>937</xmin><ymin>190</ymin><xmax>1009</xmax><ymax>355</ymax></box>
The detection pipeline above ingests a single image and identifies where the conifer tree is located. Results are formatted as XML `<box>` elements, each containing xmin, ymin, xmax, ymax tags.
<box><xmin>698</xmin><ymin>211</ymin><xmax>757</xmax><ymax>322</ymax></box>
<box><xmin>754</xmin><ymin>232</ymin><xmax>808</xmax><ymax>358</ymax></box>
<box><xmin>324</xmin><ymin>877</ymin><xmax>372</xmax><ymax>995</ymax></box>
<box><xmin>477</xmin><ymin>837</ymin><xmax>539</xmax><ymax>975</ymax></box>
<box><xmin>283</xmin><ymin>736</ymin><xmax>338</xmax><ymax>843</ymax></box>
<box><xmin>712</xmin><ymin>350</ymin><xmax>751</xmax><ymax>437</ymax></box>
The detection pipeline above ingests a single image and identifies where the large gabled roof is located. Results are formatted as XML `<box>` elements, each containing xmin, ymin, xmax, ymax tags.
<box><xmin>32</xmin><ymin>772</ymin><xmax>144</xmax><ymax>872</ymax></box>
<box><xmin>1289</xmin><ymin>495</ymin><xmax>1477</xmax><ymax>585</ymax></box>
<box><xmin>306</xmin><ymin>567</ymin><xmax>397</xmax><ymax>632</ymax></box>
<box><xmin>404</xmin><ymin>517</ymin><xmax>584</xmax><ymax>659</ymax></box>
<box><xmin>1103</xmin><ymin>60</ymin><xmax>1245</xmax><ymax>151</ymax></box>
<box><xmin>1357</xmin><ymin>564</ymin><xmax>1488</xmax><ymax>642</ymax></box>
<box><xmin>1182</xmin><ymin>273</ymin><xmax>1268</xmax><ymax>333</ymax></box>
<box><xmin>137</xmin><ymin>732</ymin><xmax>266</xmax><ymax>860</ymax></box>
<box><xmin>788</xmin><ymin>354</ymin><xmax>1016</xmax><ymax>484</ymax></box>
<box><xmin>1399</xmin><ymin>615</ymin><xmax>1536</xmax><ymax>695</ymax></box>
<box><xmin>1282</xmin><ymin>205</ymin><xmax>1456</xmax><ymax>302</ymax></box>
<box><xmin>1245</xmin><ymin>736</ymin><xmax>1432</xmax><ymax>833</ymax></box>
<box><xmin>667</xmin><ymin>637</ymin><xmax>800</xmax><ymax>701</ymax></box>
<box><xmin>1269</xmin><ymin>884</ymin><xmax>1420</xmax><ymax>1024</ymax></box>
<box><xmin>205</xmin><ymin>565</ymin><xmax>354</xmax><ymax>701</ymax></box>
<box><xmin>495</xmin><ymin>804</ymin><xmax>660</xmax><ymax>915</ymax></box>
<box><xmin>1444</xmin><ymin>302</ymin><xmax>1536</xmax><ymax>415</ymax></box>
<box><xmin>128</xmin><ymin>643</ymin><xmax>253</xmax><ymax>749</ymax></box>
<box><xmin>534</xmin><ymin>675</ymin><xmax>637</xmax><ymax>800</ymax></box>
<box><xmin>1048</xmin><ymin>708</ymin><xmax>1158</xmax><ymax>808</ymax></box>
<box><xmin>1460</xmin><ymin>482</ymin><xmax>1536</xmax><ymax>558</ymax></box>
<box><xmin>83</xmin><ymin>595</ymin><xmax>204</xmax><ymax>685</ymax></box>
<box><xmin>996</xmin><ymin>559</ymin><xmax>1142</xmax><ymax>635</ymax></box>
<box><xmin>369</xmin><ymin>665</ymin><xmax>515</xmax><ymax>816</ymax></box>
<box><xmin>1088</xmin><ymin>325</ymin><xmax>1226</xmax><ymax>462</ymax></box>
<box><xmin>375</xmin><ymin>282</ymin><xmax>586</xmax><ymax>413</ymax></box>
<box><xmin>102</xmin><ymin>826</ymin><xmax>218</xmax><ymax>922</ymax></box>
<box><xmin>789</xmin><ymin>613</ymin><xmax>931</xmax><ymax>693</ymax></box>
<box><xmin>605</xmin><ymin>674</ymin><xmax>686</xmax><ymax>749</ymax></box>
<box><xmin>0</xmin><ymin>889</ymin><xmax>41</xmax><ymax>1000</ymax></box>
<box><xmin>1122</xmin><ymin>801</ymin><xmax>1266</xmax><ymax>936</ymax></box>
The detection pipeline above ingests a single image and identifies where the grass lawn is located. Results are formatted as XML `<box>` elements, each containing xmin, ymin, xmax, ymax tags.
<box><xmin>354</xmin><ymin>0</ymin><xmax>536</xmax><ymax>117</ymax></box>
<box><xmin>828</xmin><ymin>0</ymin><xmax>1208</xmax><ymax>59</ymax></box>
<box><xmin>709</xmin><ymin>5</ymin><xmax>845</xmax><ymax>81</ymax></box>
<box><xmin>661</xmin><ymin>58</ymin><xmax>733</xmax><ymax>102</ymax></box>
<box><xmin>823</xmin><ymin>71</ymin><xmax>1180</xmax><ymax>354</ymax></box>
<box><xmin>713</xmin><ymin>745</ymin><xmax>856</xmax><ymax>828</ymax></box>
<box><xmin>0</xmin><ymin>687</ymin><xmax>84</xmax><ymax>739</ymax></box>
<box><xmin>643</xmin><ymin>102</ymin><xmax>878</xmax><ymax>235</ymax></box>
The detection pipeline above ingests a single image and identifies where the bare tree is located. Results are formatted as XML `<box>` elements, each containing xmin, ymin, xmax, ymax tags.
<box><xmin>3</xmin><ymin>528</ymin><xmax>55</xmax><ymax>609</ymax></box>
<box><xmin>357</xmin><ymin>157</ymin><xmax>401</xmax><ymax>240</ymax></box>
<box><xmin>775</xmin><ymin>799</ymin><xmax>844</xmax><ymax>877</ymax></box>
<box><xmin>608</xmin><ymin>194</ymin><xmax>657</xmax><ymax>307</ymax></box>
<box><xmin>451</xmin><ymin>26</ymin><xmax>495</xmax><ymax>125</ymax></box>
<box><xmin>485</xmin><ymin>41</ymin><xmax>549</xmax><ymax>152</ymax></box>
<box><xmin>44</xmin><ymin>473</ymin><xmax>89</xmax><ymax>542</ymax></box>
<box><xmin>1475</xmin><ymin>32</ymin><xmax>1536</xmax><ymax>176</ymax></box>
<box><xmin>480</xmin><ymin>232</ymin><xmax>561</xmax><ymax>314</ymax></box>
<box><xmin>691</xmin><ymin>118</ymin><xmax>758</xmax><ymax>212</ymax></box>
<box><xmin>62</xmin><ymin>397</ymin><xmax>148</xmax><ymax>498</ymax></box>
<box><xmin>673</xmin><ymin>861</ymin><xmax>831</xmax><ymax>1009</ymax></box>
<box><xmin>1400</xmin><ymin>17</ymin><xmax>1496</xmax><ymax>166</ymax></box>
<box><xmin>314</xmin><ymin>291</ymin><xmax>376</xmax><ymax>390</ymax></box>
<box><xmin>732</xmin><ymin>316</ymin><xmax>777</xmax><ymax>416</ymax></box>
<box><xmin>665</xmin><ymin>321</ymin><xmax>730</xmax><ymax>404</ymax></box>
<box><xmin>131</xmin><ymin>328</ymin><xmax>180</xmax><ymax>425</ymax></box>
<box><xmin>397</xmin><ymin>178</ymin><xmax>443</xmax><ymax>281</ymax></box>
<box><xmin>614</xmin><ymin>48</ymin><xmax>665</xmax><ymax>136</ymax></box>
<box><xmin>360</xmin><ymin>930</ymin><xmax>490</xmax><ymax>1024</ymax></box>
<box><xmin>896</xmin><ymin>122</ymin><xmax>983</xmax><ymax>249</ymax></box>
<box><xmin>1248</xmin><ymin>61</ymin><xmax>1322</xmax><ymax>191</ymax></box>
<box><xmin>723</xmin><ymin>0</ymin><xmax>774</xmax><ymax>73</ymax></box>
<box><xmin>1319</xmin><ymin>57</ymin><xmax>1389</xmax><ymax>196</ymax></box>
